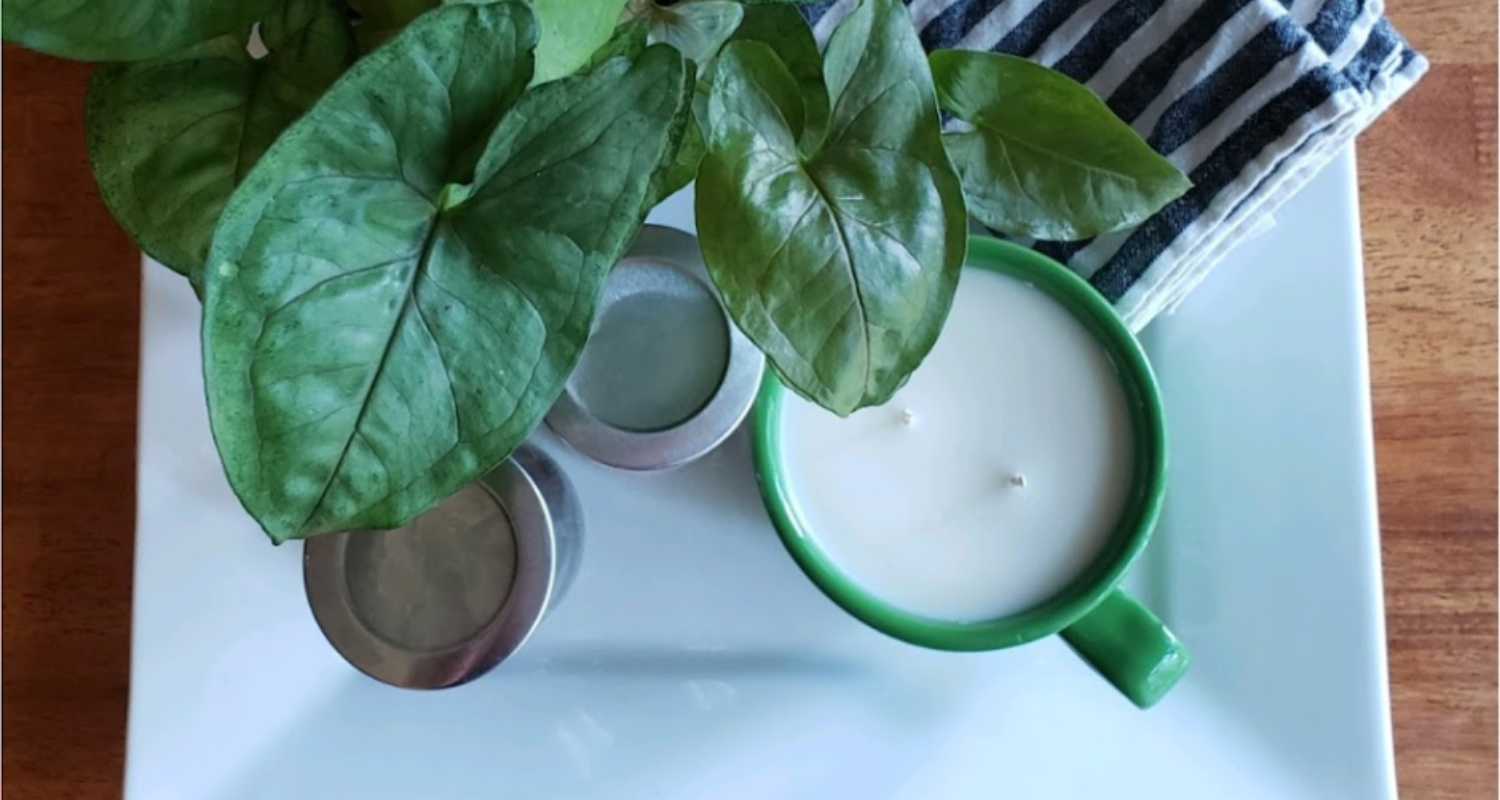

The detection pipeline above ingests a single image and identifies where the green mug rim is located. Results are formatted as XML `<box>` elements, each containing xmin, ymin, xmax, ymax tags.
<box><xmin>751</xmin><ymin>236</ymin><xmax>1168</xmax><ymax>651</ymax></box>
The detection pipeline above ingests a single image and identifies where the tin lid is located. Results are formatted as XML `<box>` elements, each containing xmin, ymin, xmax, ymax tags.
<box><xmin>546</xmin><ymin>225</ymin><xmax>764</xmax><ymax>470</ymax></box>
<box><xmin>304</xmin><ymin>444</ymin><xmax>581</xmax><ymax>689</ymax></box>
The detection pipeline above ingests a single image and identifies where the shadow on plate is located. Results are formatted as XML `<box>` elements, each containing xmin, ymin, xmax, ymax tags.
<box><xmin>207</xmin><ymin>641</ymin><xmax>968</xmax><ymax>800</ymax></box>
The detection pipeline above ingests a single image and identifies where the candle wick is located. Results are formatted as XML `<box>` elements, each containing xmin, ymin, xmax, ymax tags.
<box><xmin>899</xmin><ymin>408</ymin><xmax>917</xmax><ymax>426</ymax></box>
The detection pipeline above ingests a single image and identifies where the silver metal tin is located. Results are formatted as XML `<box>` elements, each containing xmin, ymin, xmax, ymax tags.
<box><xmin>304</xmin><ymin>444</ymin><xmax>583</xmax><ymax>689</ymax></box>
<box><xmin>546</xmin><ymin>225</ymin><xmax>764</xmax><ymax>470</ymax></box>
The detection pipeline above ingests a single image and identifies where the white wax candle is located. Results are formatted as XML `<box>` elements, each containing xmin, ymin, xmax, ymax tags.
<box><xmin>779</xmin><ymin>268</ymin><xmax>1135</xmax><ymax>622</ymax></box>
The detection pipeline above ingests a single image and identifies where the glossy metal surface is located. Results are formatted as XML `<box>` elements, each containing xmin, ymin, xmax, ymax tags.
<box><xmin>303</xmin><ymin>444</ymin><xmax>582</xmax><ymax>689</ymax></box>
<box><xmin>546</xmin><ymin>225</ymin><xmax>763</xmax><ymax>471</ymax></box>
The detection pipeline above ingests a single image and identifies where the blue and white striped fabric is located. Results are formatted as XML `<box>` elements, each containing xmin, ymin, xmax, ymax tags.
<box><xmin>802</xmin><ymin>0</ymin><xmax>1427</xmax><ymax>330</ymax></box>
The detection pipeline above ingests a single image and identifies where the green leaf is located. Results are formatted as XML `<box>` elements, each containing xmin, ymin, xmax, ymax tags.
<box><xmin>697</xmin><ymin>0</ymin><xmax>966</xmax><ymax>416</ymax></box>
<box><xmin>649</xmin><ymin>3</ymin><xmax>826</xmax><ymax>205</ymax></box>
<box><xmin>929</xmin><ymin>50</ymin><xmax>1191</xmax><ymax>241</ymax></box>
<box><xmin>2</xmin><ymin>0</ymin><xmax>279</xmax><ymax>61</ymax></box>
<box><xmin>529</xmin><ymin>0</ymin><xmax>631</xmax><ymax>84</ymax></box>
<box><xmin>86</xmin><ymin>0</ymin><xmax>355</xmax><ymax>285</ymax></box>
<box><xmin>203</xmin><ymin>2</ymin><xmax>688</xmax><ymax>543</ymax></box>
<box><xmin>631</xmin><ymin>0</ymin><xmax>743</xmax><ymax>64</ymax></box>
<box><xmin>583</xmin><ymin>21</ymin><xmax>694</xmax><ymax>209</ymax></box>
<box><xmin>638</xmin><ymin>59</ymin><xmax>699</xmax><ymax>209</ymax></box>
<box><xmin>728</xmin><ymin>2</ymin><xmax>827</xmax><ymax>149</ymax></box>
<box><xmin>655</xmin><ymin>107</ymin><xmax>706</xmax><ymax>200</ymax></box>
<box><xmin>349</xmin><ymin>0</ymin><xmax>440</xmax><ymax>52</ymax></box>
<box><xmin>584</xmin><ymin>17</ymin><xmax>649</xmax><ymax>71</ymax></box>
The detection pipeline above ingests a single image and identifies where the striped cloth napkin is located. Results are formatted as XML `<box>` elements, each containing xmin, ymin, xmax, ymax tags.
<box><xmin>801</xmin><ymin>0</ymin><xmax>1427</xmax><ymax>330</ymax></box>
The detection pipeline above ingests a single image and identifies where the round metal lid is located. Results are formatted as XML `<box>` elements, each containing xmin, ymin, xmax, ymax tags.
<box><xmin>546</xmin><ymin>225</ymin><xmax>764</xmax><ymax>470</ymax></box>
<box><xmin>304</xmin><ymin>444</ymin><xmax>579</xmax><ymax>689</ymax></box>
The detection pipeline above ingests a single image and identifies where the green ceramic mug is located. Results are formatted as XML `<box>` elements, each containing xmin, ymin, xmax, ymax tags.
<box><xmin>752</xmin><ymin>237</ymin><xmax>1187</xmax><ymax>709</ymax></box>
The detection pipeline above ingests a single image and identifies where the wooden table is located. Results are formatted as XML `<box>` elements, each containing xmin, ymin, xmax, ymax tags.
<box><xmin>4</xmin><ymin>6</ymin><xmax>1494</xmax><ymax>798</ymax></box>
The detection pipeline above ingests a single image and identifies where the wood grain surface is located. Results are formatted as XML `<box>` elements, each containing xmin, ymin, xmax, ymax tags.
<box><xmin>3</xmin><ymin>5</ymin><xmax>1495</xmax><ymax>798</ymax></box>
<box><xmin>1360</xmin><ymin>4</ymin><xmax>1499</xmax><ymax>796</ymax></box>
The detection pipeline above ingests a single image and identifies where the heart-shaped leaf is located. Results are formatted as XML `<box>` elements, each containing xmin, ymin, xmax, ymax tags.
<box><xmin>3</xmin><ymin>0</ymin><xmax>278</xmax><ymax>61</ymax></box>
<box><xmin>87</xmin><ymin>0</ymin><xmax>355</xmax><ymax>285</ymax></box>
<box><xmin>203</xmin><ymin>1</ymin><xmax>689</xmax><ymax>542</ymax></box>
<box><xmin>696</xmin><ymin>0</ymin><xmax>966</xmax><ymax>416</ymax></box>
<box><xmin>930</xmin><ymin>50</ymin><xmax>1190</xmax><ymax>241</ymax></box>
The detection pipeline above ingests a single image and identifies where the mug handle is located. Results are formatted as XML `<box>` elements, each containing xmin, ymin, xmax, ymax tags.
<box><xmin>1059</xmin><ymin>587</ymin><xmax>1190</xmax><ymax>709</ymax></box>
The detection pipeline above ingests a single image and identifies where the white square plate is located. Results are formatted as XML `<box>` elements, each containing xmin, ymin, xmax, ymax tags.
<box><xmin>128</xmin><ymin>148</ymin><xmax>1393</xmax><ymax>800</ymax></box>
